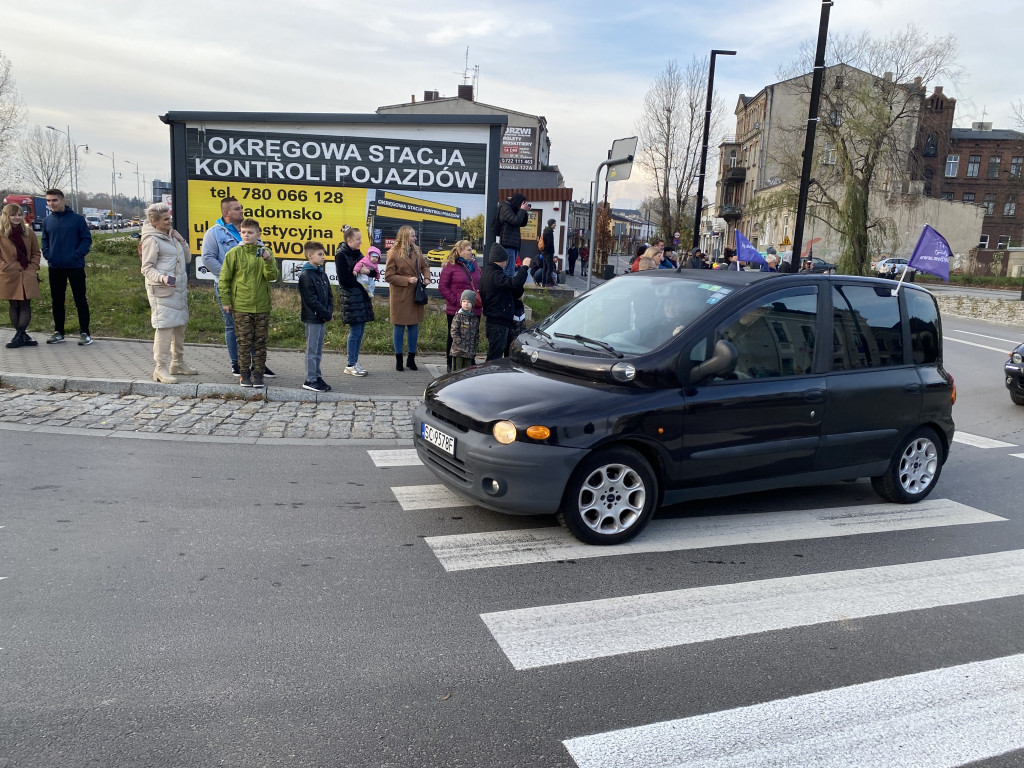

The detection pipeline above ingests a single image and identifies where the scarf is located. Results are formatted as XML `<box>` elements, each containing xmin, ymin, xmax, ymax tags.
<box><xmin>456</xmin><ymin>255</ymin><xmax>476</xmax><ymax>273</ymax></box>
<box><xmin>9</xmin><ymin>227</ymin><xmax>28</xmax><ymax>269</ymax></box>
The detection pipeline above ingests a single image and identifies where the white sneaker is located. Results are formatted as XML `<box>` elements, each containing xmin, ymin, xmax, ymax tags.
<box><xmin>344</xmin><ymin>365</ymin><xmax>368</xmax><ymax>377</ymax></box>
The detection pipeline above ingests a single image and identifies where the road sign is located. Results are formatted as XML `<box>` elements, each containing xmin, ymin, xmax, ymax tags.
<box><xmin>781</xmin><ymin>235</ymin><xmax>792</xmax><ymax>246</ymax></box>
<box><xmin>607</xmin><ymin>136</ymin><xmax>638</xmax><ymax>181</ymax></box>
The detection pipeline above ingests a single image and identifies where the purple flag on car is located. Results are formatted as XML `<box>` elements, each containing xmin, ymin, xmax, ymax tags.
<box><xmin>734</xmin><ymin>231</ymin><xmax>769</xmax><ymax>266</ymax></box>
<box><xmin>907</xmin><ymin>224</ymin><xmax>951</xmax><ymax>282</ymax></box>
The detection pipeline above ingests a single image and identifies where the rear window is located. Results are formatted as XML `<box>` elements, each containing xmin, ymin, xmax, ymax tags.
<box><xmin>831</xmin><ymin>284</ymin><xmax>905</xmax><ymax>369</ymax></box>
<box><xmin>537</xmin><ymin>275</ymin><xmax>732</xmax><ymax>355</ymax></box>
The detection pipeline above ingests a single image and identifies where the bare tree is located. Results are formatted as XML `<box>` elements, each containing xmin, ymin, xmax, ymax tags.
<box><xmin>17</xmin><ymin>125</ymin><xmax>72</xmax><ymax>193</ymax></box>
<box><xmin>0</xmin><ymin>49</ymin><xmax>26</xmax><ymax>184</ymax></box>
<box><xmin>773</xmin><ymin>26</ymin><xmax>961</xmax><ymax>274</ymax></box>
<box><xmin>635</xmin><ymin>57</ymin><xmax>723</xmax><ymax>244</ymax></box>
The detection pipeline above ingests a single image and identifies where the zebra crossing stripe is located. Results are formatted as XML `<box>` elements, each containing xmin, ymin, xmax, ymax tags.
<box><xmin>427</xmin><ymin>499</ymin><xmax>1001</xmax><ymax>571</ymax></box>
<box><xmin>563</xmin><ymin>652</ymin><xmax>1024</xmax><ymax>768</ymax></box>
<box><xmin>952</xmin><ymin>432</ymin><xmax>1017</xmax><ymax>449</ymax></box>
<box><xmin>368</xmin><ymin>449</ymin><xmax>421</xmax><ymax>467</ymax></box>
<box><xmin>391</xmin><ymin>484</ymin><xmax>474</xmax><ymax>511</ymax></box>
<box><xmin>482</xmin><ymin>548</ymin><xmax>1024</xmax><ymax>670</ymax></box>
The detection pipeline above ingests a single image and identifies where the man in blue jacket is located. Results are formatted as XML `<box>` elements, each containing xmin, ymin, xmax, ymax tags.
<box><xmin>41</xmin><ymin>189</ymin><xmax>93</xmax><ymax>345</ymax></box>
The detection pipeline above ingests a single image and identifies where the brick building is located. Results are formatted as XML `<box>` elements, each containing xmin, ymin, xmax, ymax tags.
<box><xmin>914</xmin><ymin>87</ymin><xmax>1024</xmax><ymax>273</ymax></box>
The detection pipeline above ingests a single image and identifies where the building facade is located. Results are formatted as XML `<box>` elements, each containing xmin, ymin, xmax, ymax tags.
<box><xmin>913</xmin><ymin>86</ymin><xmax>1024</xmax><ymax>274</ymax></box>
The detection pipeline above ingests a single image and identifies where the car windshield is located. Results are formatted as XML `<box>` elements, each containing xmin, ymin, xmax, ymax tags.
<box><xmin>536</xmin><ymin>274</ymin><xmax>732</xmax><ymax>355</ymax></box>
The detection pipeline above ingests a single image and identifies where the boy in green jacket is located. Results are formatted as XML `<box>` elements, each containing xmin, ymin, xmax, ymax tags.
<box><xmin>219</xmin><ymin>218</ymin><xmax>279</xmax><ymax>388</ymax></box>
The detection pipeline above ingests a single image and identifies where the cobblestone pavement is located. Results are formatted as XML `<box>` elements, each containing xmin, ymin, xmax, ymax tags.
<box><xmin>0</xmin><ymin>388</ymin><xmax>418</xmax><ymax>444</ymax></box>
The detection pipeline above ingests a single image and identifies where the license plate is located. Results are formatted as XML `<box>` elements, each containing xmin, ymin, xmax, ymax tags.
<box><xmin>421</xmin><ymin>422</ymin><xmax>456</xmax><ymax>455</ymax></box>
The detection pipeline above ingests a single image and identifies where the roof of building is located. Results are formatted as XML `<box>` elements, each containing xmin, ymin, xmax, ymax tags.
<box><xmin>499</xmin><ymin>187</ymin><xmax>574</xmax><ymax>201</ymax></box>
<box><xmin>952</xmin><ymin>127</ymin><xmax>1024</xmax><ymax>142</ymax></box>
<box><xmin>377</xmin><ymin>96</ymin><xmax>547</xmax><ymax>126</ymax></box>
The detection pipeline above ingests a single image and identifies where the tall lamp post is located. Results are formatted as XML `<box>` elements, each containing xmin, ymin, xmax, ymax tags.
<box><xmin>692</xmin><ymin>49</ymin><xmax>736</xmax><ymax>251</ymax></box>
<box><xmin>46</xmin><ymin>125</ymin><xmax>76</xmax><ymax>209</ymax></box>
<box><xmin>96</xmin><ymin>151</ymin><xmax>119</xmax><ymax>227</ymax></box>
<box><xmin>124</xmin><ymin>159</ymin><xmax>141</xmax><ymax>218</ymax></box>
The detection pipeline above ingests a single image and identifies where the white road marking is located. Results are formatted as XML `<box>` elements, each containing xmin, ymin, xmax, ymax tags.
<box><xmin>1009</xmin><ymin>453</ymin><xmax>1024</xmax><ymax>460</ymax></box>
<box><xmin>563</xmin><ymin>653</ymin><xmax>1024</xmax><ymax>768</ymax></box>
<box><xmin>949</xmin><ymin>329</ymin><xmax>1024</xmax><ymax>346</ymax></box>
<box><xmin>943</xmin><ymin>336</ymin><xmax>1011</xmax><ymax>354</ymax></box>
<box><xmin>428</xmin><ymin>499</ymin><xmax>1001</xmax><ymax>572</ymax></box>
<box><xmin>953</xmin><ymin>432</ymin><xmax>1017</xmax><ymax>449</ymax></box>
<box><xmin>482</xmin><ymin>548</ymin><xmax>1024</xmax><ymax>670</ymax></box>
<box><xmin>367</xmin><ymin>449</ymin><xmax>421</xmax><ymax>467</ymax></box>
<box><xmin>391</xmin><ymin>484</ymin><xmax>474</xmax><ymax>511</ymax></box>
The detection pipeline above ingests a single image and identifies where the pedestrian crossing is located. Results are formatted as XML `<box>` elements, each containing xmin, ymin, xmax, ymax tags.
<box><xmin>372</xmin><ymin>440</ymin><xmax>1024</xmax><ymax>766</ymax></box>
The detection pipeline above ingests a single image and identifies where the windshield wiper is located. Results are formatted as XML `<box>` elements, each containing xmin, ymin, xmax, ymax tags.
<box><xmin>528</xmin><ymin>326</ymin><xmax>556</xmax><ymax>348</ymax></box>
<box><xmin>554</xmin><ymin>332</ymin><xmax>623</xmax><ymax>358</ymax></box>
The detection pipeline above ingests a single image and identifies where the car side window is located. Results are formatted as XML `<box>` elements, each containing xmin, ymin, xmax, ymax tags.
<box><xmin>905</xmin><ymin>289</ymin><xmax>940</xmax><ymax>364</ymax></box>
<box><xmin>831</xmin><ymin>285</ymin><xmax>905</xmax><ymax>370</ymax></box>
<box><xmin>711</xmin><ymin>287</ymin><xmax>818</xmax><ymax>380</ymax></box>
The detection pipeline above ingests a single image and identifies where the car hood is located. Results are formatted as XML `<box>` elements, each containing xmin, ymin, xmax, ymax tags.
<box><xmin>424</xmin><ymin>359</ymin><xmax>651</xmax><ymax>429</ymax></box>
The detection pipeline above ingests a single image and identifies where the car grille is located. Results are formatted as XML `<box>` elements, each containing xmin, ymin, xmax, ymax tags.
<box><xmin>429</xmin><ymin>408</ymin><xmax>471</xmax><ymax>433</ymax></box>
<box><xmin>419</xmin><ymin>438</ymin><xmax>472</xmax><ymax>484</ymax></box>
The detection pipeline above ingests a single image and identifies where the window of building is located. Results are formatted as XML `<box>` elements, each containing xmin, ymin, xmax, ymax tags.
<box><xmin>945</xmin><ymin>154</ymin><xmax>959</xmax><ymax>177</ymax></box>
<box><xmin>923</xmin><ymin>133</ymin><xmax>937</xmax><ymax>157</ymax></box>
<box><xmin>941</xmin><ymin>192</ymin><xmax>954</xmax><ymax>201</ymax></box>
<box><xmin>967</xmin><ymin>155</ymin><xmax>981</xmax><ymax>177</ymax></box>
<box><xmin>905</xmin><ymin>290</ymin><xmax>940</xmax><ymax>365</ymax></box>
<box><xmin>980</xmin><ymin>234</ymin><xmax>990</xmax><ymax>249</ymax></box>
<box><xmin>829</xmin><ymin>106</ymin><xmax>843</xmax><ymax>127</ymax></box>
<box><xmin>988</xmin><ymin>156</ymin><xmax>1002</xmax><ymax>178</ymax></box>
<box><xmin>1005</xmin><ymin>196</ymin><xmax>1017</xmax><ymax>217</ymax></box>
<box><xmin>1012</xmin><ymin>157</ymin><xmax>1023</xmax><ymax>177</ymax></box>
<box><xmin>729</xmin><ymin>149</ymin><xmax>737</xmax><ymax>168</ymax></box>
<box><xmin>922</xmin><ymin>168</ymin><xmax>934</xmax><ymax>196</ymax></box>
<box><xmin>823</xmin><ymin>142</ymin><xmax>836</xmax><ymax>166</ymax></box>
<box><xmin>997</xmin><ymin>235</ymin><xmax>1010</xmax><ymax>250</ymax></box>
<box><xmin>963</xmin><ymin>192</ymin><xmax>976</xmax><ymax>203</ymax></box>
<box><xmin>710</xmin><ymin>287</ymin><xmax>818</xmax><ymax>380</ymax></box>
<box><xmin>831</xmin><ymin>285</ymin><xmax>904</xmax><ymax>370</ymax></box>
<box><xmin>984</xmin><ymin>193</ymin><xmax>996</xmax><ymax>215</ymax></box>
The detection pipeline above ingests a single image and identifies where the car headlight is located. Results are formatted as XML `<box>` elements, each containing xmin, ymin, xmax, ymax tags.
<box><xmin>492</xmin><ymin>420</ymin><xmax>517</xmax><ymax>444</ymax></box>
<box><xmin>1013</xmin><ymin>353</ymin><xmax>1022</xmax><ymax>364</ymax></box>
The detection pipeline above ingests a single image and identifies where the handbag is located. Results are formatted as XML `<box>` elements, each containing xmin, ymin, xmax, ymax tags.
<box><xmin>413</xmin><ymin>257</ymin><xmax>429</xmax><ymax>304</ymax></box>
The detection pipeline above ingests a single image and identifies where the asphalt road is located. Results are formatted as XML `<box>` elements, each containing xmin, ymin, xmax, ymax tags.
<box><xmin>2</xmin><ymin>316</ymin><xmax>1024</xmax><ymax>767</ymax></box>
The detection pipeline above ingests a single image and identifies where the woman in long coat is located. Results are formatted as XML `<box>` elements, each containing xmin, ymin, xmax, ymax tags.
<box><xmin>140</xmin><ymin>202</ymin><xmax>197</xmax><ymax>383</ymax></box>
<box><xmin>438</xmin><ymin>239</ymin><xmax>481</xmax><ymax>371</ymax></box>
<box><xmin>385</xmin><ymin>225</ymin><xmax>431</xmax><ymax>371</ymax></box>
<box><xmin>0</xmin><ymin>203</ymin><xmax>42</xmax><ymax>348</ymax></box>
<box><xmin>335</xmin><ymin>225</ymin><xmax>375</xmax><ymax>376</ymax></box>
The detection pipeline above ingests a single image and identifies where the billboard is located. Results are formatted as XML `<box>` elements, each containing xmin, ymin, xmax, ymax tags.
<box><xmin>161</xmin><ymin>114</ymin><xmax>504</xmax><ymax>283</ymax></box>
<box><xmin>500</xmin><ymin>126</ymin><xmax>536</xmax><ymax>170</ymax></box>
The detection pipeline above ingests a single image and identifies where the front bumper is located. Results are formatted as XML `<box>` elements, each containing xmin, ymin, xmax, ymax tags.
<box><xmin>1005</xmin><ymin>362</ymin><xmax>1024</xmax><ymax>394</ymax></box>
<box><xmin>413</xmin><ymin>403</ymin><xmax>584</xmax><ymax>516</ymax></box>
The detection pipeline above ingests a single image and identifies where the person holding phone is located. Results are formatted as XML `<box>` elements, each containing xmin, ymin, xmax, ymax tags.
<box><xmin>140</xmin><ymin>202</ymin><xmax>195</xmax><ymax>384</ymax></box>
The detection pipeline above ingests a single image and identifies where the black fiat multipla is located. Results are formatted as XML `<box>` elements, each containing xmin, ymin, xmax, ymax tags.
<box><xmin>414</xmin><ymin>269</ymin><xmax>956</xmax><ymax>545</ymax></box>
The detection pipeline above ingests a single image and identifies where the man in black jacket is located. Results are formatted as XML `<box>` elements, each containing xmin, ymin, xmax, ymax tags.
<box><xmin>540</xmin><ymin>218</ymin><xmax>556</xmax><ymax>287</ymax></box>
<box><xmin>480</xmin><ymin>243</ymin><xmax>531</xmax><ymax>361</ymax></box>
<box><xmin>495</xmin><ymin>193</ymin><xmax>530</xmax><ymax>277</ymax></box>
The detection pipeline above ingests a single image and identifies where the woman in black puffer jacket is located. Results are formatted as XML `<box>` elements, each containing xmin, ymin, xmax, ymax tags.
<box><xmin>336</xmin><ymin>226</ymin><xmax>375</xmax><ymax>376</ymax></box>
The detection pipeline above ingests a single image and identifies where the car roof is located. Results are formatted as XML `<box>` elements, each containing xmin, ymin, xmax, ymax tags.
<box><xmin>620</xmin><ymin>268</ymin><xmax>933</xmax><ymax>294</ymax></box>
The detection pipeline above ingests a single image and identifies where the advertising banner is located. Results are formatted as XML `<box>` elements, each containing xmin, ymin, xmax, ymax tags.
<box><xmin>500</xmin><ymin>126</ymin><xmax>536</xmax><ymax>170</ymax></box>
<box><xmin>180</xmin><ymin>122</ymin><xmax>493</xmax><ymax>283</ymax></box>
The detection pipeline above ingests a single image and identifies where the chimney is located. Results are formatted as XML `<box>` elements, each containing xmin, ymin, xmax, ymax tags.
<box><xmin>972</xmin><ymin>122</ymin><xmax>993</xmax><ymax>131</ymax></box>
<box><xmin>424</xmin><ymin>90</ymin><xmax>439</xmax><ymax>102</ymax></box>
<box><xmin>411</xmin><ymin>94</ymin><xmax>416</xmax><ymax>103</ymax></box>
<box><xmin>458</xmin><ymin>84</ymin><xmax>474</xmax><ymax>101</ymax></box>
<box><xmin>884</xmin><ymin>71</ymin><xmax>893</xmax><ymax>82</ymax></box>
<box><xmin>933</xmin><ymin>86</ymin><xmax>944</xmax><ymax>97</ymax></box>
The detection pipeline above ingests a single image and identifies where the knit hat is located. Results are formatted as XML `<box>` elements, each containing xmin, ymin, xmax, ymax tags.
<box><xmin>489</xmin><ymin>242</ymin><xmax>509</xmax><ymax>264</ymax></box>
<box><xmin>766</xmin><ymin>246</ymin><xmax>778</xmax><ymax>255</ymax></box>
<box><xmin>461</xmin><ymin>289</ymin><xmax>477</xmax><ymax>304</ymax></box>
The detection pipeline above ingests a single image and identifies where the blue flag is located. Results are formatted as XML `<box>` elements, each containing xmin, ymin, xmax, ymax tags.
<box><xmin>734</xmin><ymin>230</ymin><xmax>769</xmax><ymax>267</ymax></box>
<box><xmin>907</xmin><ymin>224</ymin><xmax>951</xmax><ymax>282</ymax></box>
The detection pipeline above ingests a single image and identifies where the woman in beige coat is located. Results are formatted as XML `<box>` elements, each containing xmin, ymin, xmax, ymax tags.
<box><xmin>0</xmin><ymin>203</ymin><xmax>42</xmax><ymax>348</ymax></box>
<box><xmin>140</xmin><ymin>202</ymin><xmax>197</xmax><ymax>383</ymax></box>
<box><xmin>384</xmin><ymin>225</ymin><xmax>431</xmax><ymax>371</ymax></box>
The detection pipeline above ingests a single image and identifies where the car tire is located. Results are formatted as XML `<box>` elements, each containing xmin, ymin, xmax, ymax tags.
<box><xmin>871</xmin><ymin>427</ymin><xmax>943</xmax><ymax>504</ymax></box>
<box><xmin>558</xmin><ymin>447</ymin><xmax>657</xmax><ymax>545</ymax></box>
<box><xmin>1011</xmin><ymin>391</ymin><xmax>1024</xmax><ymax>406</ymax></box>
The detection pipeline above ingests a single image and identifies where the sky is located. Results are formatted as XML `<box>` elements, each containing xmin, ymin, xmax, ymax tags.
<box><xmin>3</xmin><ymin>0</ymin><xmax>1022</xmax><ymax>209</ymax></box>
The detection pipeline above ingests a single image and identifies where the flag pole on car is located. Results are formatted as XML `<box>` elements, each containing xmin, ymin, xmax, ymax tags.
<box><xmin>893</xmin><ymin>224</ymin><xmax>951</xmax><ymax>295</ymax></box>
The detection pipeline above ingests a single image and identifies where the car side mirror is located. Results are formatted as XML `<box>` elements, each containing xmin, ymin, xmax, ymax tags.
<box><xmin>688</xmin><ymin>339</ymin><xmax>737</xmax><ymax>385</ymax></box>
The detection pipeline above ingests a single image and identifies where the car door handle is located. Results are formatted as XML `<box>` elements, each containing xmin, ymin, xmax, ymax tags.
<box><xmin>904</xmin><ymin>383</ymin><xmax>921</xmax><ymax>394</ymax></box>
<box><xmin>803</xmin><ymin>389</ymin><xmax>824</xmax><ymax>403</ymax></box>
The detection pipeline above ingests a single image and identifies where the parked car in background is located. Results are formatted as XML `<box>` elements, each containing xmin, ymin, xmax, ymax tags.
<box><xmin>415</xmin><ymin>269</ymin><xmax>955</xmax><ymax>544</ymax></box>
<box><xmin>805</xmin><ymin>256</ymin><xmax>838</xmax><ymax>274</ymax></box>
<box><xmin>875</xmin><ymin>257</ymin><xmax>915</xmax><ymax>279</ymax></box>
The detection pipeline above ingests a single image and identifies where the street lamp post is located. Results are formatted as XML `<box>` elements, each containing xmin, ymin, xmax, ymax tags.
<box><xmin>692</xmin><ymin>49</ymin><xmax>736</xmax><ymax>251</ymax></box>
<box><xmin>46</xmin><ymin>125</ymin><xmax>75</xmax><ymax>209</ymax></box>
<box><xmin>124</xmin><ymin>160</ymin><xmax>141</xmax><ymax>218</ymax></box>
<box><xmin>96</xmin><ymin>151</ymin><xmax>119</xmax><ymax>228</ymax></box>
